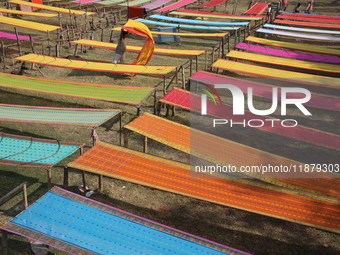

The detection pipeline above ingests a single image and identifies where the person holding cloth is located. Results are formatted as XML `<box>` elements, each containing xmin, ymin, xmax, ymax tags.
<box><xmin>112</xmin><ymin>29</ymin><xmax>129</xmax><ymax>64</ymax></box>
<box><xmin>305</xmin><ymin>0</ymin><xmax>314</xmax><ymax>14</ymax></box>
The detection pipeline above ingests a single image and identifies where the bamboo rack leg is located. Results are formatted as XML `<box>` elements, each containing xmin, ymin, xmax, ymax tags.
<box><xmin>63</xmin><ymin>166</ymin><xmax>69</xmax><ymax>188</ymax></box>
<box><xmin>1</xmin><ymin>230</ymin><xmax>8</xmax><ymax>255</ymax></box>
<box><xmin>124</xmin><ymin>128</ymin><xmax>129</xmax><ymax>148</ymax></box>
<box><xmin>2</xmin><ymin>41</ymin><xmax>6</xmax><ymax>73</ymax></box>
<box><xmin>82</xmin><ymin>171</ymin><xmax>87</xmax><ymax>194</ymax></box>
<box><xmin>14</xmin><ymin>27</ymin><xmax>21</xmax><ymax>54</ymax></box>
<box><xmin>23</xmin><ymin>183</ymin><xmax>28</xmax><ymax>209</ymax></box>
<box><xmin>47</xmin><ymin>168</ymin><xmax>52</xmax><ymax>190</ymax></box>
<box><xmin>99</xmin><ymin>175</ymin><xmax>103</xmax><ymax>192</ymax></box>
<box><xmin>143</xmin><ymin>136</ymin><xmax>148</xmax><ymax>153</ymax></box>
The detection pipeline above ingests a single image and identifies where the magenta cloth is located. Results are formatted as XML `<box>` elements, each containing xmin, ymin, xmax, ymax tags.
<box><xmin>191</xmin><ymin>71</ymin><xmax>340</xmax><ymax>111</ymax></box>
<box><xmin>143</xmin><ymin>0</ymin><xmax>172</xmax><ymax>11</ymax></box>
<box><xmin>155</xmin><ymin>0</ymin><xmax>197</xmax><ymax>12</ymax></box>
<box><xmin>161</xmin><ymin>86</ymin><xmax>340</xmax><ymax>150</ymax></box>
<box><xmin>192</xmin><ymin>0</ymin><xmax>228</xmax><ymax>8</ymax></box>
<box><xmin>0</xmin><ymin>32</ymin><xmax>37</xmax><ymax>40</ymax></box>
<box><xmin>236</xmin><ymin>42</ymin><xmax>340</xmax><ymax>64</ymax></box>
<box><xmin>71</xmin><ymin>0</ymin><xmax>100</xmax><ymax>3</ymax></box>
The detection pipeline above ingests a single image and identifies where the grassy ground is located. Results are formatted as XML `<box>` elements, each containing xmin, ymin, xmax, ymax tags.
<box><xmin>0</xmin><ymin>0</ymin><xmax>340</xmax><ymax>254</ymax></box>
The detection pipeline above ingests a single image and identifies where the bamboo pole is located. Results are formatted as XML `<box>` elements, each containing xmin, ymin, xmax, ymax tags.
<box><xmin>124</xmin><ymin>128</ymin><xmax>129</xmax><ymax>148</ymax></box>
<box><xmin>63</xmin><ymin>166</ymin><xmax>69</xmax><ymax>188</ymax></box>
<box><xmin>2</xmin><ymin>41</ymin><xmax>6</xmax><ymax>73</ymax></box>
<box><xmin>1</xmin><ymin>230</ymin><xmax>8</xmax><ymax>255</ymax></box>
<box><xmin>14</xmin><ymin>27</ymin><xmax>21</xmax><ymax>54</ymax></box>
<box><xmin>143</xmin><ymin>136</ymin><xmax>148</xmax><ymax>153</ymax></box>
<box><xmin>23</xmin><ymin>183</ymin><xmax>28</xmax><ymax>209</ymax></box>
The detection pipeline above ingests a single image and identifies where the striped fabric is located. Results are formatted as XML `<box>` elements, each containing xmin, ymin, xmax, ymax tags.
<box><xmin>264</xmin><ymin>23</ymin><xmax>340</xmax><ymax>35</ymax></box>
<box><xmin>246</xmin><ymin>36</ymin><xmax>340</xmax><ymax>56</ymax></box>
<box><xmin>274</xmin><ymin>19</ymin><xmax>340</xmax><ymax>29</ymax></box>
<box><xmin>155</xmin><ymin>0</ymin><xmax>197</xmax><ymax>12</ymax></box>
<box><xmin>124</xmin><ymin>112</ymin><xmax>340</xmax><ymax>198</ymax></box>
<box><xmin>119</xmin><ymin>0</ymin><xmax>151</xmax><ymax>6</ymax></box>
<box><xmin>135</xmin><ymin>18</ymin><xmax>240</xmax><ymax>30</ymax></box>
<box><xmin>14</xmin><ymin>54</ymin><xmax>177</xmax><ymax>75</ymax></box>
<box><xmin>8</xmin><ymin>0</ymin><xmax>96</xmax><ymax>15</ymax></box>
<box><xmin>226</xmin><ymin>50</ymin><xmax>340</xmax><ymax>74</ymax></box>
<box><xmin>0</xmin><ymin>104</ymin><xmax>121</xmax><ymax>127</ymax></box>
<box><xmin>142</xmin><ymin>0</ymin><xmax>172</xmax><ymax>11</ymax></box>
<box><xmin>0</xmin><ymin>16</ymin><xmax>59</xmax><ymax>32</ymax></box>
<box><xmin>244</xmin><ymin>2</ymin><xmax>269</xmax><ymax>15</ymax></box>
<box><xmin>0</xmin><ymin>73</ymin><xmax>155</xmax><ymax>106</ymax></box>
<box><xmin>192</xmin><ymin>0</ymin><xmax>228</xmax><ymax>8</ymax></box>
<box><xmin>150</xmin><ymin>14</ymin><xmax>249</xmax><ymax>26</ymax></box>
<box><xmin>173</xmin><ymin>8</ymin><xmax>265</xmax><ymax>20</ymax></box>
<box><xmin>0</xmin><ymin>8</ymin><xmax>57</xmax><ymax>17</ymax></box>
<box><xmin>0</xmin><ymin>32</ymin><xmax>37</xmax><ymax>40</ymax></box>
<box><xmin>2</xmin><ymin>187</ymin><xmax>249</xmax><ymax>255</ymax></box>
<box><xmin>0</xmin><ymin>134</ymin><xmax>83</xmax><ymax>167</ymax></box>
<box><xmin>160</xmin><ymin>87</ymin><xmax>340</xmax><ymax>150</ymax></box>
<box><xmin>211</xmin><ymin>59</ymin><xmax>340</xmax><ymax>88</ymax></box>
<box><xmin>191</xmin><ymin>70</ymin><xmax>340</xmax><ymax>110</ymax></box>
<box><xmin>277</xmin><ymin>14</ymin><xmax>340</xmax><ymax>23</ymax></box>
<box><xmin>111</xmin><ymin>26</ymin><xmax>229</xmax><ymax>37</ymax></box>
<box><xmin>279</xmin><ymin>11</ymin><xmax>340</xmax><ymax>20</ymax></box>
<box><xmin>235</xmin><ymin>42</ymin><xmax>340</xmax><ymax>64</ymax></box>
<box><xmin>256</xmin><ymin>28</ymin><xmax>340</xmax><ymax>42</ymax></box>
<box><xmin>71</xmin><ymin>39</ymin><xmax>206</xmax><ymax>56</ymax></box>
<box><xmin>67</xmin><ymin>141</ymin><xmax>340</xmax><ymax>233</ymax></box>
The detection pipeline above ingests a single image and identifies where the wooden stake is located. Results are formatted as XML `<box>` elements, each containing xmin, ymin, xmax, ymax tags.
<box><xmin>63</xmin><ymin>166</ymin><xmax>69</xmax><ymax>188</ymax></box>
<box><xmin>123</xmin><ymin>128</ymin><xmax>129</xmax><ymax>148</ymax></box>
<box><xmin>47</xmin><ymin>168</ymin><xmax>52</xmax><ymax>190</ymax></box>
<box><xmin>1</xmin><ymin>230</ymin><xmax>8</xmax><ymax>255</ymax></box>
<box><xmin>14</xmin><ymin>27</ymin><xmax>21</xmax><ymax>54</ymax></box>
<box><xmin>143</xmin><ymin>136</ymin><xmax>148</xmax><ymax>153</ymax></box>
<box><xmin>47</xmin><ymin>31</ymin><xmax>51</xmax><ymax>56</ymax></box>
<box><xmin>99</xmin><ymin>175</ymin><xmax>103</xmax><ymax>192</ymax></box>
<box><xmin>82</xmin><ymin>171</ymin><xmax>87</xmax><ymax>194</ymax></box>
<box><xmin>1</xmin><ymin>41</ymin><xmax>6</xmax><ymax>73</ymax></box>
<box><xmin>119</xmin><ymin>112</ymin><xmax>122</xmax><ymax>146</ymax></box>
<box><xmin>29</xmin><ymin>35</ymin><xmax>35</xmax><ymax>53</ymax></box>
<box><xmin>23</xmin><ymin>183</ymin><xmax>28</xmax><ymax>209</ymax></box>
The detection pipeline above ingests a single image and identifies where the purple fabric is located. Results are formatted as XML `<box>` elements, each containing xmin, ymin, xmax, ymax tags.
<box><xmin>236</xmin><ymin>42</ymin><xmax>340</xmax><ymax>64</ymax></box>
<box><xmin>143</xmin><ymin>0</ymin><xmax>172</xmax><ymax>11</ymax></box>
<box><xmin>191</xmin><ymin>71</ymin><xmax>340</xmax><ymax>111</ymax></box>
<box><xmin>156</xmin><ymin>0</ymin><xmax>197</xmax><ymax>12</ymax></box>
<box><xmin>0</xmin><ymin>32</ymin><xmax>38</xmax><ymax>40</ymax></box>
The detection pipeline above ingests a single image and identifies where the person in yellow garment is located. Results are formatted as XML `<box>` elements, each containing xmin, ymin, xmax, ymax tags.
<box><xmin>112</xmin><ymin>29</ymin><xmax>129</xmax><ymax>64</ymax></box>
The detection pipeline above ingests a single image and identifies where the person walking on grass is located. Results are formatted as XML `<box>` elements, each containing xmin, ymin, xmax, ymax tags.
<box><xmin>266</xmin><ymin>4</ymin><xmax>272</xmax><ymax>22</ymax></box>
<box><xmin>293</xmin><ymin>3</ymin><xmax>301</xmax><ymax>12</ymax></box>
<box><xmin>305</xmin><ymin>0</ymin><xmax>314</xmax><ymax>14</ymax></box>
<box><xmin>112</xmin><ymin>29</ymin><xmax>129</xmax><ymax>64</ymax></box>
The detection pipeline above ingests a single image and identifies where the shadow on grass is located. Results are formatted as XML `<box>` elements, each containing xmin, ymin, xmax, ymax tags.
<box><xmin>0</xmin><ymin>127</ymin><xmax>60</xmax><ymax>141</ymax></box>
<box><xmin>0</xmin><ymin>170</ymin><xmax>38</xmax><ymax>206</ymax></box>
